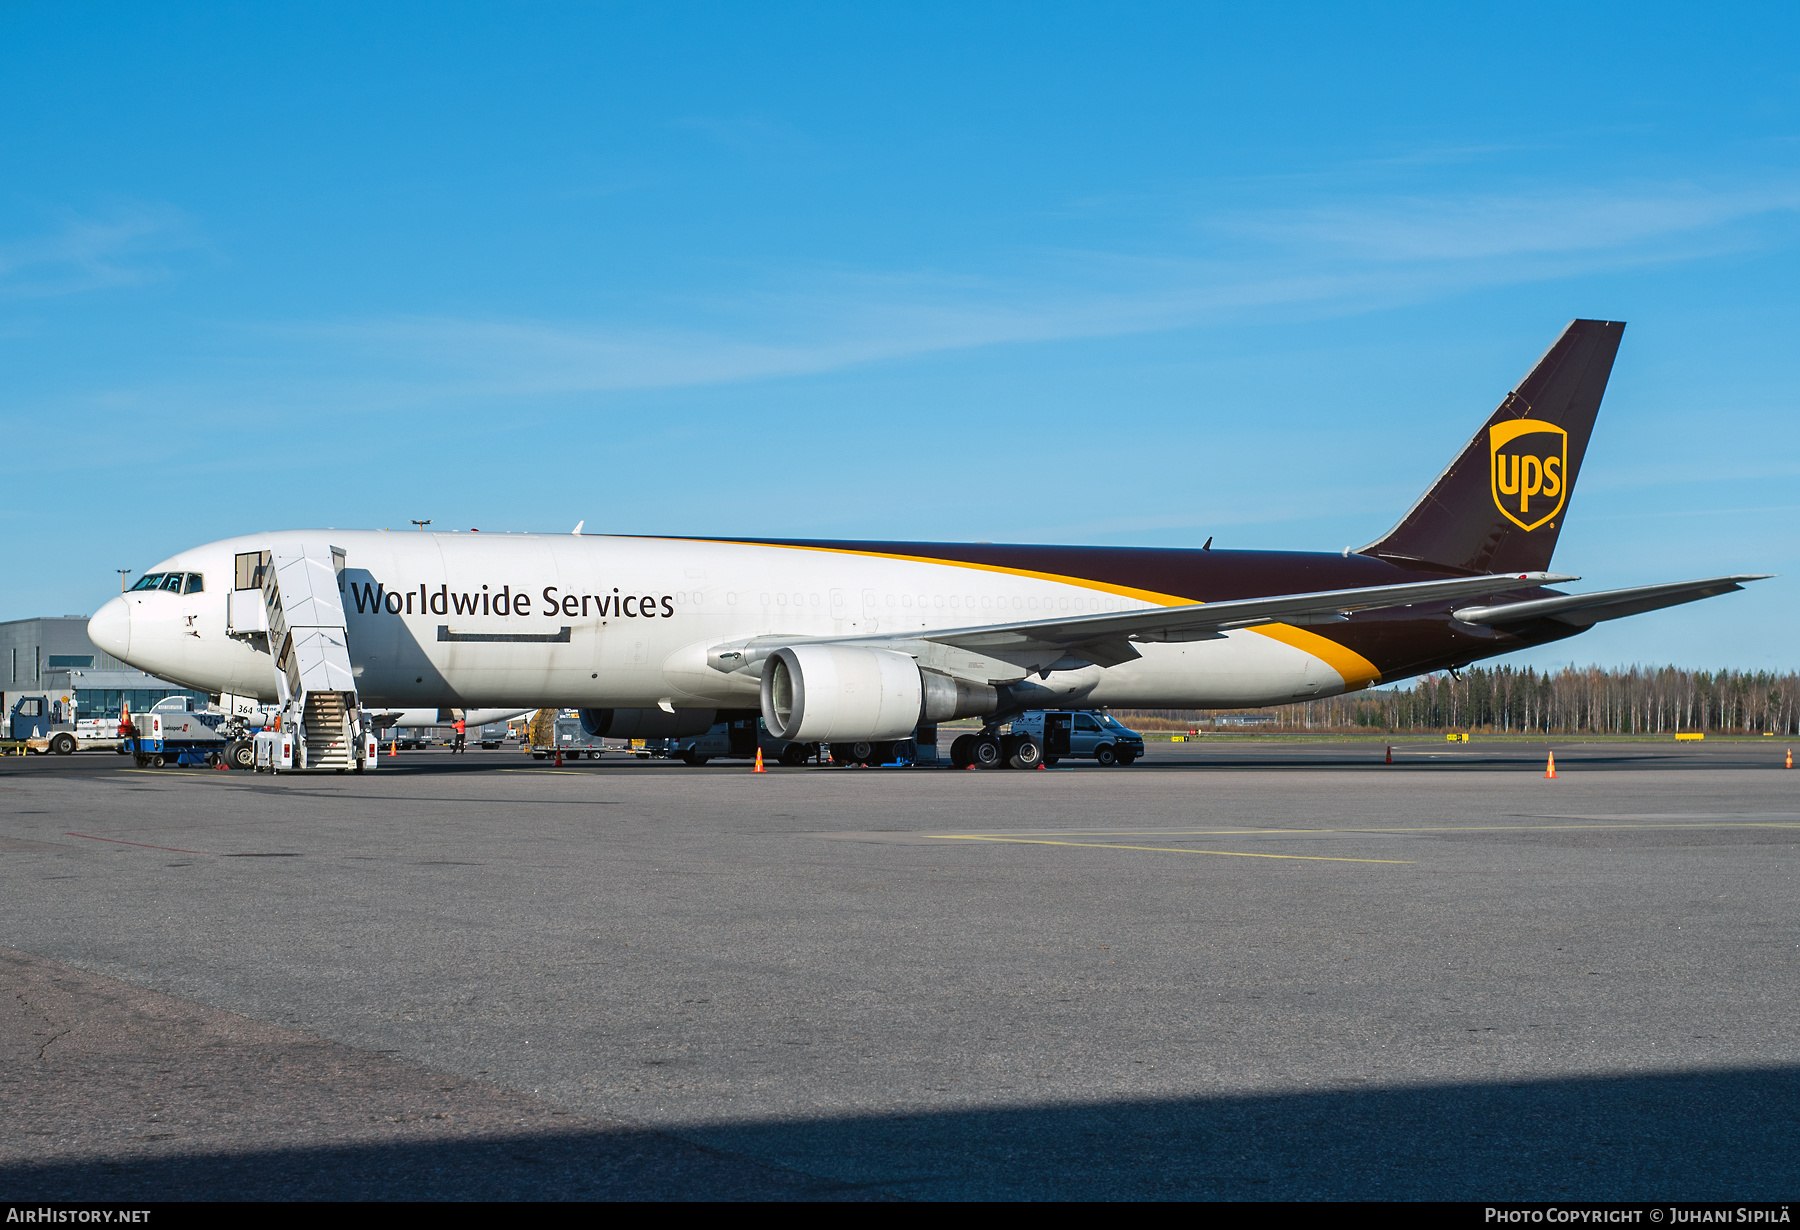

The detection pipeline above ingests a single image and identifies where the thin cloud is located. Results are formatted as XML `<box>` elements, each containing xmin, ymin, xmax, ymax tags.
<box><xmin>0</xmin><ymin>205</ymin><xmax>196</xmax><ymax>297</ymax></box>
<box><xmin>1224</xmin><ymin>182</ymin><xmax>1800</xmax><ymax>262</ymax></box>
<box><xmin>238</xmin><ymin>175</ymin><xmax>1800</xmax><ymax>403</ymax></box>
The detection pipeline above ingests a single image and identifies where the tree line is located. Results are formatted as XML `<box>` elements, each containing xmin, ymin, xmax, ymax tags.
<box><xmin>1118</xmin><ymin>665</ymin><xmax>1800</xmax><ymax>735</ymax></box>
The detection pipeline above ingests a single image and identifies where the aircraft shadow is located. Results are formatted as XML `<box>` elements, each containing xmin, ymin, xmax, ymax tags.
<box><xmin>4</xmin><ymin>1065</ymin><xmax>1795</xmax><ymax>1200</ymax></box>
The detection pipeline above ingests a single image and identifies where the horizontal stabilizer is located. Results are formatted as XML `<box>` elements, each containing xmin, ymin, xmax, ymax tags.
<box><xmin>1452</xmin><ymin>575</ymin><xmax>1771</xmax><ymax>628</ymax></box>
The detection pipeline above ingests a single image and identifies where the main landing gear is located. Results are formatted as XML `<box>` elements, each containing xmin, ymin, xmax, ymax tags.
<box><xmin>948</xmin><ymin>730</ymin><xmax>1043</xmax><ymax>770</ymax></box>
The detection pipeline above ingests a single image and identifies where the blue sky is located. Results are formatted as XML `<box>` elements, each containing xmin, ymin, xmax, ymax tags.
<box><xmin>3</xmin><ymin>2</ymin><xmax>1797</xmax><ymax>671</ymax></box>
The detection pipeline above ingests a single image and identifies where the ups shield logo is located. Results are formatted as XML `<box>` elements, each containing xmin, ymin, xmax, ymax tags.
<box><xmin>1489</xmin><ymin>418</ymin><xmax>1568</xmax><ymax>532</ymax></box>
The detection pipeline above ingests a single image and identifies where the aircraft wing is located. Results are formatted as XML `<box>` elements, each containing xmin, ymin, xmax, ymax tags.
<box><xmin>908</xmin><ymin>570</ymin><xmax>1579</xmax><ymax>668</ymax></box>
<box><xmin>1451</xmin><ymin>575</ymin><xmax>1771</xmax><ymax>628</ymax></box>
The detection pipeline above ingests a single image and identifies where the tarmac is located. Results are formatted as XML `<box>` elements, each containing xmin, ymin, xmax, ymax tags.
<box><xmin>1</xmin><ymin>737</ymin><xmax>1796</xmax><ymax>1199</ymax></box>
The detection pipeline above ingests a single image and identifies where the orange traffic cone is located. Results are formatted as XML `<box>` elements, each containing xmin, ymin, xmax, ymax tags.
<box><xmin>554</xmin><ymin>747</ymin><xmax>563</xmax><ymax>767</ymax></box>
<box><xmin>1385</xmin><ymin>745</ymin><xmax>1392</xmax><ymax>764</ymax></box>
<box><xmin>753</xmin><ymin>747</ymin><xmax>766</xmax><ymax>773</ymax></box>
<box><xmin>1786</xmin><ymin>748</ymin><xmax>1793</xmax><ymax>769</ymax></box>
<box><xmin>1545</xmin><ymin>750</ymin><xmax>1557</xmax><ymax>779</ymax></box>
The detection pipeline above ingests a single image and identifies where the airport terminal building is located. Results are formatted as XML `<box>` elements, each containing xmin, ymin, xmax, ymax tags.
<box><xmin>1</xmin><ymin>615</ymin><xmax>207</xmax><ymax>718</ymax></box>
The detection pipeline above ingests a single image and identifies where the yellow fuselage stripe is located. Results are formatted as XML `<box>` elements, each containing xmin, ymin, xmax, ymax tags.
<box><xmin>643</xmin><ymin>537</ymin><xmax>1383</xmax><ymax>690</ymax></box>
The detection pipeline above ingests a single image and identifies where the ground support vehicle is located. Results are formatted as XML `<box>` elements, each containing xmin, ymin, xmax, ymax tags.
<box><xmin>4</xmin><ymin>690</ymin><xmax>79</xmax><ymax>755</ymax></box>
<box><xmin>252</xmin><ymin>722</ymin><xmax>379</xmax><ymax>774</ymax></box>
<box><xmin>123</xmin><ymin>705</ymin><xmax>231</xmax><ymax>768</ymax></box>
<box><xmin>948</xmin><ymin>710</ymin><xmax>1144</xmax><ymax>770</ymax></box>
<box><xmin>527</xmin><ymin>710</ymin><xmax>609</xmax><ymax>760</ymax></box>
<box><xmin>140</xmin><ymin>695</ymin><xmax>273</xmax><ymax>770</ymax></box>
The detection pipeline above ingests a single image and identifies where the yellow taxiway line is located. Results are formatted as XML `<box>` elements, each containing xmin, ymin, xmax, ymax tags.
<box><xmin>928</xmin><ymin>835</ymin><xmax>1414</xmax><ymax>863</ymax></box>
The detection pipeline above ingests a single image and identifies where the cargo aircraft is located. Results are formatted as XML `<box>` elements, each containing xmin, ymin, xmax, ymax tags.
<box><xmin>90</xmin><ymin>320</ymin><xmax>1767</xmax><ymax>768</ymax></box>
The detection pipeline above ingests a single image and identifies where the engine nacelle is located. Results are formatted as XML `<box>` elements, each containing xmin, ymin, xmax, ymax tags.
<box><xmin>761</xmin><ymin>645</ymin><xmax>924</xmax><ymax>742</ymax></box>
<box><xmin>920</xmin><ymin>670</ymin><xmax>997</xmax><ymax>723</ymax></box>
<box><xmin>579</xmin><ymin>707</ymin><xmax>717</xmax><ymax>739</ymax></box>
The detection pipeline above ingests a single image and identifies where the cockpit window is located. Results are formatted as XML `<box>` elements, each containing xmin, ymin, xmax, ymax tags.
<box><xmin>183</xmin><ymin>573</ymin><xmax>204</xmax><ymax>594</ymax></box>
<box><xmin>159</xmin><ymin>574</ymin><xmax>185</xmax><ymax>592</ymax></box>
<box><xmin>130</xmin><ymin>573</ymin><xmax>166</xmax><ymax>591</ymax></box>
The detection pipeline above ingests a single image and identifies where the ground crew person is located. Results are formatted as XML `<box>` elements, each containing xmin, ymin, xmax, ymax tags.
<box><xmin>453</xmin><ymin>716</ymin><xmax>467</xmax><ymax>753</ymax></box>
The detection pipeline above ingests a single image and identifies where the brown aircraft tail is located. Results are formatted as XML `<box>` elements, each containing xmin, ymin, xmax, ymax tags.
<box><xmin>1360</xmin><ymin>319</ymin><xmax>1625</xmax><ymax>575</ymax></box>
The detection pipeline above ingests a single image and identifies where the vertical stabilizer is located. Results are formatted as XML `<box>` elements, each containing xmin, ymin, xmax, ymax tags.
<box><xmin>1360</xmin><ymin>319</ymin><xmax>1624</xmax><ymax>574</ymax></box>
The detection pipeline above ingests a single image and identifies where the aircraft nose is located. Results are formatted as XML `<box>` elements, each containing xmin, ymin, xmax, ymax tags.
<box><xmin>88</xmin><ymin>595</ymin><xmax>131</xmax><ymax>660</ymax></box>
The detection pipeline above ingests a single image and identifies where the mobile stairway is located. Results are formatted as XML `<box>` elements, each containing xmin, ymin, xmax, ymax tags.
<box><xmin>251</xmin><ymin>541</ymin><xmax>378</xmax><ymax>774</ymax></box>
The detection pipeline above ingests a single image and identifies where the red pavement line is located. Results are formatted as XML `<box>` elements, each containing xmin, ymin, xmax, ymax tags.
<box><xmin>66</xmin><ymin>832</ymin><xmax>207</xmax><ymax>855</ymax></box>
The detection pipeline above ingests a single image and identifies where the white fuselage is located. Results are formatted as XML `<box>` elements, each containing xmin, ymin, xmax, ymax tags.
<box><xmin>88</xmin><ymin>530</ymin><xmax>1357</xmax><ymax>711</ymax></box>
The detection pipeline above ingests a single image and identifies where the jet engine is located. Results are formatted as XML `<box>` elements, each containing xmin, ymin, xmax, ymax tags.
<box><xmin>579</xmin><ymin>707</ymin><xmax>717</xmax><ymax>739</ymax></box>
<box><xmin>760</xmin><ymin>645</ymin><xmax>997</xmax><ymax>742</ymax></box>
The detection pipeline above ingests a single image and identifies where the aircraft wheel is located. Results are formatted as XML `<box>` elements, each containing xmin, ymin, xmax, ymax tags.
<box><xmin>778</xmin><ymin>743</ymin><xmax>809</xmax><ymax>767</ymax></box>
<box><xmin>50</xmin><ymin>733</ymin><xmax>77</xmax><ymax>755</ymax></box>
<box><xmin>1005</xmin><ymin>735</ymin><xmax>1043</xmax><ymax>770</ymax></box>
<box><xmin>230</xmin><ymin>741</ymin><xmax>256</xmax><ymax>769</ymax></box>
<box><xmin>971</xmin><ymin>735</ymin><xmax>1004</xmax><ymax>770</ymax></box>
<box><xmin>949</xmin><ymin>734</ymin><xmax>976</xmax><ymax>768</ymax></box>
<box><xmin>1095</xmin><ymin>744</ymin><xmax>1118</xmax><ymax>767</ymax></box>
